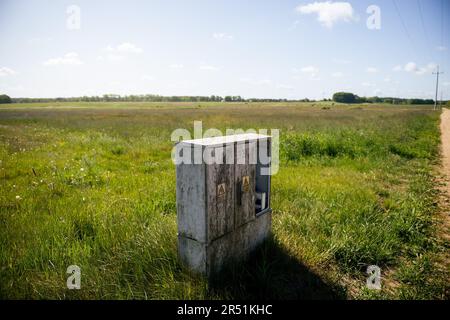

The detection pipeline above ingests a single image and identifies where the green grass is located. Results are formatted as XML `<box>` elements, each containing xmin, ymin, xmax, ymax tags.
<box><xmin>0</xmin><ymin>102</ymin><xmax>448</xmax><ymax>299</ymax></box>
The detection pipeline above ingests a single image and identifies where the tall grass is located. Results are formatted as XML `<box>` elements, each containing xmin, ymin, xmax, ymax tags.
<box><xmin>0</xmin><ymin>102</ymin><xmax>448</xmax><ymax>299</ymax></box>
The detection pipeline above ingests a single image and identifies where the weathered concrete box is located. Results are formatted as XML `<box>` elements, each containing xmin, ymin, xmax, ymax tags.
<box><xmin>175</xmin><ymin>133</ymin><xmax>272</xmax><ymax>275</ymax></box>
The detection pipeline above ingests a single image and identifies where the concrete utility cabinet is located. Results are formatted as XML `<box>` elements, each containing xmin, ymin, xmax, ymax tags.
<box><xmin>176</xmin><ymin>133</ymin><xmax>272</xmax><ymax>275</ymax></box>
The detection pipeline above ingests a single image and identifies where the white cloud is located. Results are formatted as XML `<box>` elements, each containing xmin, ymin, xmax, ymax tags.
<box><xmin>141</xmin><ymin>75</ymin><xmax>155</xmax><ymax>81</ymax></box>
<box><xmin>296</xmin><ymin>1</ymin><xmax>356</xmax><ymax>28</ymax></box>
<box><xmin>292</xmin><ymin>66</ymin><xmax>320</xmax><ymax>80</ymax></box>
<box><xmin>240</xmin><ymin>78</ymin><xmax>272</xmax><ymax>85</ymax></box>
<box><xmin>366</xmin><ymin>67</ymin><xmax>378</xmax><ymax>73</ymax></box>
<box><xmin>331</xmin><ymin>72</ymin><xmax>344</xmax><ymax>77</ymax></box>
<box><xmin>436</xmin><ymin>46</ymin><xmax>447</xmax><ymax>51</ymax></box>
<box><xmin>199</xmin><ymin>65</ymin><xmax>220</xmax><ymax>71</ymax></box>
<box><xmin>392</xmin><ymin>62</ymin><xmax>437</xmax><ymax>75</ymax></box>
<box><xmin>97</xmin><ymin>54</ymin><xmax>124</xmax><ymax>62</ymax></box>
<box><xmin>0</xmin><ymin>67</ymin><xmax>16</xmax><ymax>77</ymax></box>
<box><xmin>169</xmin><ymin>64</ymin><xmax>184</xmax><ymax>69</ymax></box>
<box><xmin>213</xmin><ymin>33</ymin><xmax>233</xmax><ymax>40</ymax></box>
<box><xmin>303</xmin><ymin>66</ymin><xmax>320</xmax><ymax>80</ymax></box>
<box><xmin>384</xmin><ymin>77</ymin><xmax>391</xmax><ymax>82</ymax></box>
<box><xmin>117</xmin><ymin>42</ymin><xmax>143</xmax><ymax>53</ymax></box>
<box><xmin>99</xmin><ymin>43</ymin><xmax>143</xmax><ymax>62</ymax></box>
<box><xmin>362</xmin><ymin>82</ymin><xmax>374</xmax><ymax>87</ymax></box>
<box><xmin>43</xmin><ymin>52</ymin><xmax>83</xmax><ymax>66</ymax></box>
<box><xmin>300</xmin><ymin>66</ymin><xmax>319</xmax><ymax>75</ymax></box>
<box><xmin>443</xmin><ymin>82</ymin><xmax>450</xmax><ymax>87</ymax></box>
<box><xmin>402</xmin><ymin>62</ymin><xmax>436</xmax><ymax>75</ymax></box>
<box><xmin>332</xmin><ymin>58</ymin><xmax>351</xmax><ymax>64</ymax></box>
<box><xmin>276</xmin><ymin>84</ymin><xmax>294</xmax><ymax>89</ymax></box>
<box><xmin>106</xmin><ymin>42</ymin><xmax>143</xmax><ymax>54</ymax></box>
<box><xmin>404</xmin><ymin>62</ymin><xmax>417</xmax><ymax>73</ymax></box>
<box><xmin>336</xmin><ymin>84</ymin><xmax>352</xmax><ymax>91</ymax></box>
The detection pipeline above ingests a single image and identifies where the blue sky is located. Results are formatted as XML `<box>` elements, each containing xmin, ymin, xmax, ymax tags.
<box><xmin>0</xmin><ymin>0</ymin><xmax>449</xmax><ymax>99</ymax></box>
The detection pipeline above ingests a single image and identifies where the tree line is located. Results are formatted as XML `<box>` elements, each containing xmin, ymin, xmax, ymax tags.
<box><xmin>332</xmin><ymin>92</ymin><xmax>438</xmax><ymax>105</ymax></box>
<box><xmin>8</xmin><ymin>94</ymin><xmax>309</xmax><ymax>104</ymax></box>
<box><xmin>0</xmin><ymin>93</ymin><xmax>447</xmax><ymax>105</ymax></box>
<box><xmin>0</xmin><ymin>94</ymin><xmax>12</xmax><ymax>104</ymax></box>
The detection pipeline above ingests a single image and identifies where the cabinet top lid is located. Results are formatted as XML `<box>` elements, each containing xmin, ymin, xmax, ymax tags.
<box><xmin>179</xmin><ymin>133</ymin><xmax>271</xmax><ymax>147</ymax></box>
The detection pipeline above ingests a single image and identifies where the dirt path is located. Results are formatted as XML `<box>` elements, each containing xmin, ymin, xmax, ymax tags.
<box><xmin>439</xmin><ymin>108</ymin><xmax>450</xmax><ymax>242</ymax></box>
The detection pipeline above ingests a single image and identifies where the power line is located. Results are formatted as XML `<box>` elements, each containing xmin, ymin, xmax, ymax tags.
<box><xmin>394</xmin><ymin>0</ymin><xmax>448</xmax><ymax>102</ymax></box>
<box><xmin>417</xmin><ymin>0</ymin><xmax>436</xmax><ymax>62</ymax></box>
<box><xmin>433</xmin><ymin>66</ymin><xmax>444</xmax><ymax>110</ymax></box>
<box><xmin>440</xmin><ymin>0</ymin><xmax>445</xmax><ymax>73</ymax></box>
<box><xmin>392</xmin><ymin>0</ymin><xmax>417</xmax><ymax>54</ymax></box>
<box><xmin>441</xmin><ymin>0</ymin><xmax>444</xmax><ymax>48</ymax></box>
<box><xmin>443</xmin><ymin>0</ymin><xmax>449</xmax><ymax>102</ymax></box>
<box><xmin>447</xmin><ymin>0</ymin><xmax>450</xmax><ymax>81</ymax></box>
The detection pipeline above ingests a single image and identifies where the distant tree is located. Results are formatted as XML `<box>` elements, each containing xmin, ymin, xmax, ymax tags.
<box><xmin>0</xmin><ymin>94</ymin><xmax>12</xmax><ymax>104</ymax></box>
<box><xmin>9</xmin><ymin>93</ymin><xmax>438</xmax><ymax>105</ymax></box>
<box><xmin>355</xmin><ymin>96</ymin><xmax>367</xmax><ymax>103</ymax></box>
<box><xmin>332</xmin><ymin>92</ymin><xmax>357</xmax><ymax>103</ymax></box>
<box><xmin>407</xmin><ymin>98</ymin><xmax>434</xmax><ymax>105</ymax></box>
<box><xmin>366</xmin><ymin>96</ymin><xmax>382</xmax><ymax>103</ymax></box>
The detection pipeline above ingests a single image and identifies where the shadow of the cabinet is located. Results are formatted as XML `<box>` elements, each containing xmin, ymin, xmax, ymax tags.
<box><xmin>207</xmin><ymin>236</ymin><xmax>346</xmax><ymax>300</ymax></box>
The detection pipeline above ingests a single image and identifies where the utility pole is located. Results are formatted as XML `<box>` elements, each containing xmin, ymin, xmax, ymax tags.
<box><xmin>432</xmin><ymin>66</ymin><xmax>444</xmax><ymax>110</ymax></box>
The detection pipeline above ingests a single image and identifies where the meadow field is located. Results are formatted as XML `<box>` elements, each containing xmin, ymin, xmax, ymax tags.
<box><xmin>0</xmin><ymin>102</ymin><xmax>448</xmax><ymax>299</ymax></box>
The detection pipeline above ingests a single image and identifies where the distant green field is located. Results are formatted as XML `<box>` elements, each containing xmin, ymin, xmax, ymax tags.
<box><xmin>0</xmin><ymin>102</ymin><xmax>448</xmax><ymax>299</ymax></box>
